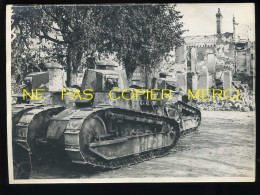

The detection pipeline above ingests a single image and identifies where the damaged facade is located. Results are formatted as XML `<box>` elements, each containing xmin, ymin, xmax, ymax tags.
<box><xmin>137</xmin><ymin>8</ymin><xmax>255</xmax><ymax>112</ymax></box>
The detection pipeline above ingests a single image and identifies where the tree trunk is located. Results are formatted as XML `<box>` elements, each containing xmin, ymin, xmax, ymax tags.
<box><xmin>66</xmin><ymin>46</ymin><xmax>72</xmax><ymax>87</ymax></box>
<box><xmin>145</xmin><ymin>67</ymin><xmax>149</xmax><ymax>89</ymax></box>
<box><xmin>73</xmin><ymin>50</ymin><xmax>83</xmax><ymax>73</ymax></box>
<box><xmin>123</xmin><ymin>55</ymin><xmax>136</xmax><ymax>81</ymax></box>
<box><xmin>66</xmin><ymin>45</ymin><xmax>84</xmax><ymax>87</ymax></box>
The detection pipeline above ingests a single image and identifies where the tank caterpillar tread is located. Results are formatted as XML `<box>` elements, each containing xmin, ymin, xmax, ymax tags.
<box><xmin>13</xmin><ymin>106</ymin><xmax>181</xmax><ymax>169</ymax></box>
<box><xmin>13</xmin><ymin>105</ymin><xmax>65</xmax><ymax>152</ymax></box>
<box><xmin>58</xmin><ymin>107</ymin><xmax>180</xmax><ymax>169</ymax></box>
<box><xmin>12</xmin><ymin>105</ymin><xmax>65</xmax><ymax>178</ymax></box>
<box><xmin>12</xmin><ymin>102</ymin><xmax>201</xmax><ymax>175</ymax></box>
<box><xmin>173</xmin><ymin>101</ymin><xmax>201</xmax><ymax>135</ymax></box>
<box><xmin>12</xmin><ymin>103</ymin><xmax>44</xmax><ymax>124</ymax></box>
<box><xmin>60</xmin><ymin>106</ymin><xmax>200</xmax><ymax>169</ymax></box>
<box><xmin>12</xmin><ymin>103</ymin><xmax>42</xmax><ymax>116</ymax></box>
<box><xmin>12</xmin><ymin>103</ymin><xmax>201</xmax><ymax>173</ymax></box>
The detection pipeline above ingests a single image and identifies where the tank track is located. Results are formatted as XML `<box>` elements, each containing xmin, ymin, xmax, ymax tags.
<box><xmin>13</xmin><ymin>105</ymin><xmax>65</xmax><ymax>150</ymax></box>
<box><xmin>68</xmin><ymin>128</ymin><xmax>199</xmax><ymax>170</ymax></box>
<box><xmin>12</xmin><ymin>105</ymin><xmax>65</xmax><ymax>178</ymax></box>
<box><xmin>64</xmin><ymin>105</ymin><xmax>201</xmax><ymax>169</ymax></box>
<box><xmin>12</xmin><ymin>102</ymin><xmax>201</xmax><ymax>172</ymax></box>
<box><xmin>174</xmin><ymin>101</ymin><xmax>201</xmax><ymax>133</ymax></box>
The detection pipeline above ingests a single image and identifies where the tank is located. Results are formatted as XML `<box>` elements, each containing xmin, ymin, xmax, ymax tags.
<box><xmin>12</xmin><ymin>60</ymin><xmax>201</xmax><ymax>179</ymax></box>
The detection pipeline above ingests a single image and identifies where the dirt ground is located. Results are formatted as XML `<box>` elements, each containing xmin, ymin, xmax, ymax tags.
<box><xmin>30</xmin><ymin>111</ymin><xmax>256</xmax><ymax>180</ymax></box>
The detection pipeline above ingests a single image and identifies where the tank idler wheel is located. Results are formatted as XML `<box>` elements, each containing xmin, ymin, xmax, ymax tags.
<box><xmin>81</xmin><ymin>115</ymin><xmax>107</xmax><ymax>146</ymax></box>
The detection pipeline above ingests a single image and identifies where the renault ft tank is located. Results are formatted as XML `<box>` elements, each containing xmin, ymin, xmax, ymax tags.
<box><xmin>12</xmin><ymin>60</ymin><xmax>201</xmax><ymax>178</ymax></box>
<box><xmin>150</xmin><ymin>71</ymin><xmax>201</xmax><ymax>135</ymax></box>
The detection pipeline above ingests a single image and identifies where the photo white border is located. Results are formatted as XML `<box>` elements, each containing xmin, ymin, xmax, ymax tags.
<box><xmin>6</xmin><ymin>4</ymin><xmax>256</xmax><ymax>184</ymax></box>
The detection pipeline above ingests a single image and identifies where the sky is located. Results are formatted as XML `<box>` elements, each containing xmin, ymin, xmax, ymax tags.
<box><xmin>175</xmin><ymin>3</ymin><xmax>255</xmax><ymax>41</ymax></box>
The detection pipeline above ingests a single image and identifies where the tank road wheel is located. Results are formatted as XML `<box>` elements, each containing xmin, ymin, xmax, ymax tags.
<box><xmin>80</xmin><ymin>115</ymin><xmax>107</xmax><ymax>147</ymax></box>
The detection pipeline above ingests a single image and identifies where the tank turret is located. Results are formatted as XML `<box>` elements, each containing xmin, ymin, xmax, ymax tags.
<box><xmin>45</xmin><ymin>62</ymin><xmax>66</xmax><ymax>92</ymax></box>
<box><xmin>96</xmin><ymin>59</ymin><xmax>119</xmax><ymax>70</ymax></box>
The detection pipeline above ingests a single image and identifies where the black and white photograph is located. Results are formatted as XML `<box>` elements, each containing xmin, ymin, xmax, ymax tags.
<box><xmin>6</xmin><ymin>3</ymin><xmax>256</xmax><ymax>183</ymax></box>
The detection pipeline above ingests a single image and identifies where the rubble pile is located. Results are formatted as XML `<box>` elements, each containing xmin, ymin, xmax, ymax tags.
<box><xmin>196</xmin><ymin>82</ymin><xmax>255</xmax><ymax>112</ymax></box>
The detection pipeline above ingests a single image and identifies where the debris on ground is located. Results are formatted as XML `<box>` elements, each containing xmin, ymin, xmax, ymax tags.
<box><xmin>196</xmin><ymin>81</ymin><xmax>255</xmax><ymax>112</ymax></box>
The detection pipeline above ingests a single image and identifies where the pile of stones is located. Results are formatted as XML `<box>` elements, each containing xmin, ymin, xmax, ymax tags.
<box><xmin>196</xmin><ymin>82</ymin><xmax>255</xmax><ymax>112</ymax></box>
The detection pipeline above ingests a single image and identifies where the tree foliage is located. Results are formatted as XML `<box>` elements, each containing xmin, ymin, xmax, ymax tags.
<box><xmin>11</xmin><ymin>5</ymin><xmax>185</xmax><ymax>85</ymax></box>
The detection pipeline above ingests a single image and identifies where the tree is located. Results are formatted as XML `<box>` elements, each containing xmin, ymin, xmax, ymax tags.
<box><xmin>12</xmin><ymin>5</ymin><xmax>101</xmax><ymax>86</ymax></box>
<box><xmin>96</xmin><ymin>5</ymin><xmax>185</xmax><ymax>79</ymax></box>
<box><xmin>11</xmin><ymin>5</ymin><xmax>185</xmax><ymax>85</ymax></box>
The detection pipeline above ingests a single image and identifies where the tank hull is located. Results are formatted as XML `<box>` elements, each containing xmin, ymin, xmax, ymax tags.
<box><xmin>12</xmin><ymin>101</ymin><xmax>200</xmax><ymax>174</ymax></box>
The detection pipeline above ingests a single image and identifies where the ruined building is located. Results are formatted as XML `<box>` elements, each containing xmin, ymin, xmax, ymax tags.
<box><xmin>129</xmin><ymin>8</ymin><xmax>255</xmax><ymax>96</ymax></box>
<box><xmin>184</xmin><ymin>8</ymin><xmax>254</xmax><ymax>75</ymax></box>
<box><xmin>184</xmin><ymin>8</ymin><xmax>237</xmax><ymax>74</ymax></box>
<box><xmin>180</xmin><ymin>8</ymin><xmax>254</xmax><ymax>93</ymax></box>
